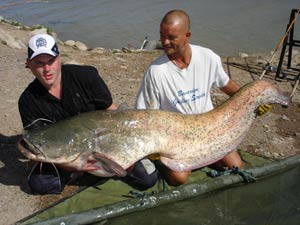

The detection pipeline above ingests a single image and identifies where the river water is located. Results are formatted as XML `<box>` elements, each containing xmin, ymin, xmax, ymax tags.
<box><xmin>0</xmin><ymin>0</ymin><xmax>299</xmax><ymax>56</ymax></box>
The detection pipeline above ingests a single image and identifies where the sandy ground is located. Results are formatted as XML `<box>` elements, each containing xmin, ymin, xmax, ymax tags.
<box><xmin>0</xmin><ymin>21</ymin><xmax>299</xmax><ymax>225</ymax></box>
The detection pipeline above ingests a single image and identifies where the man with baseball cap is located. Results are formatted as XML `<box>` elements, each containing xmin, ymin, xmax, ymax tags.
<box><xmin>18</xmin><ymin>34</ymin><xmax>158</xmax><ymax>194</ymax></box>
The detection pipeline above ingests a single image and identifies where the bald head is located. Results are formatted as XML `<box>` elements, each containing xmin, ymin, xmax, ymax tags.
<box><xmin>161</xmin><ymin>10</ymin><xmax>190</xmax><ymax>33</ymax></box>
<box><xmin>159</xmin><ymin>10</ymin><xmax>191</xmax><ymax>59</ymax></box>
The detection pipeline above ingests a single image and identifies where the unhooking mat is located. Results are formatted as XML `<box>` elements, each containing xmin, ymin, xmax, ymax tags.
<box><xmin>17</xmin><ymin>151</ymin><xmax>300</xmax><ymax>225</ymax></box>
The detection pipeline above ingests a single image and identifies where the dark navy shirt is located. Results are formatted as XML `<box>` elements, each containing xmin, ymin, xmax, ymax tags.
<box><xmin>18</xmin><ymin>64</ymin><xmax>113</xmax><ymax>130</ymax></box>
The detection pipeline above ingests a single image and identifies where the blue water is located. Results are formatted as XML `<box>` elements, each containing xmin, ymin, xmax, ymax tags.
<box><xmin>0</xmin><ymin>0</ymin><xmax>299</xmax><ymax>56</ymax></box>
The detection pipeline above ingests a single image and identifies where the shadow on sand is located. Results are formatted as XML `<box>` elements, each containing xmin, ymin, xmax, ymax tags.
<box><xmin>0</xmin><ymin>134</ymin><xmax>32</xmax><ymax>192</ymax></box>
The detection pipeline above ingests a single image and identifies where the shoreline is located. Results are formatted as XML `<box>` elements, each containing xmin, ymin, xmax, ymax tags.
<box><xmin>0</xmin><ymin>15</ymin><xmax>163</xmax><ymax>54</ymax></box>
<box><xmin>0</xmin><ymin>15</ymin><xmax>275</xmax><ymax>57</ymax></box>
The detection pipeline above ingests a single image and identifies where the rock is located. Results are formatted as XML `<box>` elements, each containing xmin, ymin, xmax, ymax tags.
<box><xmin>75</xmin><ymin>41</ymin><xmax>88</xmax><ymax>51</ymax></box>
<box><xmin>0</xmin><ymin>28</ymin><xmax>26</xmax><ymax>49</ymax></box>
<box><xmin>23</xmin><ymin>25</ymin><xmax>31</xmax><ymax>30</ymax></box>
<box><xmin>64</xmin><ymin>40</ymin><xmax>88</xmax><ymax>50</ymax></box>
<box><xmin>91</xmin><ymin>47</ymin><xmax>106</xmax><ymax>53</ymax></box>
<box><xmin>238</xmin><ymin>52</ymin><xmax>249</xmax><ymax>58</ymax></box>
<box><xmin>279</xmin><ymin>152</ymin><xmax>285</xmax><ymax>157</ymax></box>
<box><xmin>263</xmin><ymin>151</ymin><xmax>272</xmax><ymax>158</ymax></box>
<box><xmin>112</xmin><ymin>49</ymin><xmax>122</xmax><ymax>53</ymax></box>
<box><xmin>272</xmin><ymin>152</ymin><xmax>280</xmax><ymax>159</ymax></box>
<box><xmin>272</xmin><ymin>137</ymin><xmax>288</xmax><ymax>144</ymax></box>
<box><xmin>64</xmin><ymin>40</ymin><xmax>76</xmax><ymax>47</ymax></box>
<box><xmin>55</xmin><ymin>38</ymin><xmax>64</xmax><ymax>46</ymax></box>
<box><xmin>121</xmin><ymin>47</ymin><xmax>131</xmax><ymax>53</ymax></box>
<box><xmin>281</xmin><ymin>115</ymin><xmax>290</xmax><ymax>121</ymax></box>
<box><xmin>29</xmin><ymin>28</ymin><xmax>48</xmax><ymax>36</ymax></box>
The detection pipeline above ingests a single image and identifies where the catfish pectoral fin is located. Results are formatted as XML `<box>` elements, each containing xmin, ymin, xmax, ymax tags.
<box><xmin>93</xmin><ymin>152</ymin><xmax>127</xmax><ymax>177</ymax></box>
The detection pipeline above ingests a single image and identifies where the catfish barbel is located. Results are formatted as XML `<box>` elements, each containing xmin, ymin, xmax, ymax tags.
<box><xmin>18</xmin><ymin>80</ymin><xmax>290</xmax><ymax>177</ymax></box>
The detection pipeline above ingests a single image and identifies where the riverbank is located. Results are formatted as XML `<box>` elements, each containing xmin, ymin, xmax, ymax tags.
<box><xmin>0</xmin><ymin>18</ymin><xmax>299</xmax><ymax>225</ymax></box>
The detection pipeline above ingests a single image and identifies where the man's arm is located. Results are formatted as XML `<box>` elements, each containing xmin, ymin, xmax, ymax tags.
<box><xmin>80</xmin><ymin>65</ymin><xmax>114</xmax><ymax>110</ymax></box>
<box><xmin>220</xmin><ymin>79</ymin><xmax>240</xmax><ymax>96</ymax></box>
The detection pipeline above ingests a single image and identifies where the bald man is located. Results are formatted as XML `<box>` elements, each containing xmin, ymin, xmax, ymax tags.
<box><xmin>135</xmin><ymin>10</ymin><xmax>243</xmax><ymax>186</ymax></box>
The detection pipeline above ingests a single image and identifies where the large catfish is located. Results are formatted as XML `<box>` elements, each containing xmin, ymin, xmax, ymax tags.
<box><xmin>18</xmin><ymin>80</ymin><xmax>290</xmax><ymax>177</ymax></box>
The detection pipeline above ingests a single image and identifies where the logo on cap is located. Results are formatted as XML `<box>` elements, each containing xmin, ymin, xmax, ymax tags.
<box><xmin>35</xmin><ymin>37</ymin><xmax>47</xmax><ymax>49</ymax></box>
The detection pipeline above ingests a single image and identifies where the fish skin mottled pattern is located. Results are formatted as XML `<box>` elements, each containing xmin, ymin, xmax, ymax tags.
<box><xmin>18</xmin><ymin>80</ymin><xmax>290</xmax><ymax>176</ymax></box>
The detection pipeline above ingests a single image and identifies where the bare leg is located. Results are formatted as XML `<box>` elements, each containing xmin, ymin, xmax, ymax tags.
<box><xmin>161</xmin><ymin>166</ymin><xmax>191</xmax><ymax>186</ymax></box>
<box><xmin>214</xmin><ymin>150</ymin><xmax>243</xmax><ymax>169</ymax></box>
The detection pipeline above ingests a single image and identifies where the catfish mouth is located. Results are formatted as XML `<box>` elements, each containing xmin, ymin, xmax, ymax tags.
<box><xmin>277</xmin><ymin>90</ymin><xmax>291</xmax><ymax>107</ymax></box>
<box><xmin>17</xmin><ymin>138</ymin><xmax>81</xmax><ymax>163</ymax></box>
<box><xmin>19</xmin><ymin>139</ymin><xmax>40</xmax><ymax>154</ymax></box>
<box><xmin>18</xmin><ymin>138</ymin><xmax>47</xmax><ymax>162</ymax></box>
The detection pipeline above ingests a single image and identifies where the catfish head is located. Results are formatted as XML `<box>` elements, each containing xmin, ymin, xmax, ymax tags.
<box><xmin>17</xmin><ymin>127</ymin><xmax>91</xmax><ymax>164</ymax></box>
<box><xmin>17</xmin><ymin>120</ymin><xmax>127</xmax><ymax>177</ymax></box>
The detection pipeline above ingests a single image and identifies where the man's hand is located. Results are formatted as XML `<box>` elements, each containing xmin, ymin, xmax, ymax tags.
<box><xmin>256</xmin><ymin>104</ymin><xmax>272</xmax><ymax>116</ymax></box>
<box><xmin>148</xmin><ymin>153</ymin><xmax>161</xmax><ymax>161</ymax></box>
<box><xmin>81</xmin><ymin>160</ymin><xmax>100</xmax><ymax>172</ymax></box>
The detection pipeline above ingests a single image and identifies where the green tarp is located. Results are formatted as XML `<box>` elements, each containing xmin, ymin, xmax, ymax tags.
<box><xmin>105</xmin><ymin>166</ymin><xmax>300</xmax><ymax>225</ymax></box>
<box><xmin>18</xmin><ymin>151</ymin><xmax>300</xmax><ymax>225</ymax></box>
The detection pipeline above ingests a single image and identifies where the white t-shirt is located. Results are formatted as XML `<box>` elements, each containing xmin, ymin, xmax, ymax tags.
<box><xmin>135</xmin><ymin>44</ymin><xmax>229</xmax><ymax>114</ymax></box>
